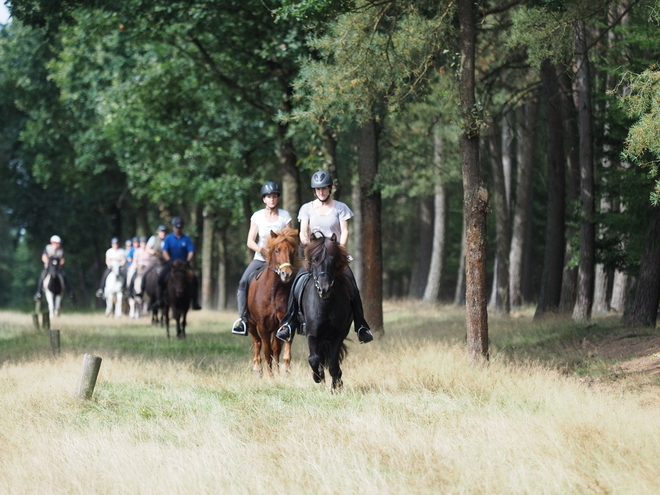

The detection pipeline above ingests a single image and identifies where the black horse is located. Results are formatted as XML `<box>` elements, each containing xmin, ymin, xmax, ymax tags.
<box><xmin>300</xmin><ymin>233</ymin><xmax>353</xmax><ymax>390</ymax></box>
<box><xmin>163</xmin><ymin>259</ymin><xmax>193</xmax><ymax>339</ymax></box>
<box><xmin>142</xmin><ymin>259</ymin><xmax>165</xmax><ymax>326</ymax></box>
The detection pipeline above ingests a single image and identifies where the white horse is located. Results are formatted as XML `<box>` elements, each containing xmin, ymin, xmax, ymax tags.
<box><xmin>127</xmin><ymin>264</ymin><xmax>147</xmax><ymax>319</ymax></box>
<box><xmin>43</xmin><ymin>257</ymin><xmax>64</xmax><ymax>319</ymax></box>
<box><xmin>104</xmin><ymin>264</ymin><xmax>125</xmax><ymax>318</ymax></box>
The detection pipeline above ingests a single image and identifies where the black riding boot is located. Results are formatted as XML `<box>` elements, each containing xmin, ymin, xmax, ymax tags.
<box><xmin>347</xmin><ymin>269</ymin><xmax>373</xmax><ymax>344</ymax></box>
<box><xmin>276</xmin><ymin>271</ymin><xmax>307</xmax><ymax>342</ymax></box>
<box><xmin>34</xmin><ymin>269</ymin><xmax>46</xmax><ymax>300</ymax></box>
<box><xmin>231</xmin><ymin>289</ymin><xmax>248</xmax><ymax>335</ymax></box>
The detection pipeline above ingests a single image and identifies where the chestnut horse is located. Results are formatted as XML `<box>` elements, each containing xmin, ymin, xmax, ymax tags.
<box><xmin>246</xmin><ymin>227</ymin><xmax>299</xmax><ymax>376</ymax></box>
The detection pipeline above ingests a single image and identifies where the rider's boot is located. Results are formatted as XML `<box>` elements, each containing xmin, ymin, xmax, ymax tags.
<box><xmin>276</xmin><ymin>295</ymin><xmax>299</xmax><ymax>342</ymax></box>
<box><xmin>34</xmin><ymin>292</ymin><xmax>42</xmax><ymax>301</ymax></box>
<box><xmin>349</xmin><ymin>277</ymin><xmax>373</xmax><ymax>344</ymax></box>
<box><xmin>231</xmin><ymin>290</ymin><xmax>248</xmax><ymax>335</ymax></box>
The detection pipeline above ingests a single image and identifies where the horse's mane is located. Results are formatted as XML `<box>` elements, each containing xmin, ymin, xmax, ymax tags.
<box><xmin>303</xmin><ymin>234</ymin><xmax>350</xmax><ymax>272</ymax></box>
<box><xmin>265</xmin><ymin>227</ymin><xmax>300</xmax><ymax>264</ymax></box>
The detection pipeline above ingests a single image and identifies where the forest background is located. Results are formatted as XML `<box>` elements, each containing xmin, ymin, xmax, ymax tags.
<box><xmin>2</xmin><ymin>0</ymin><xmax>660</xmax><ymax>339</ymax></box>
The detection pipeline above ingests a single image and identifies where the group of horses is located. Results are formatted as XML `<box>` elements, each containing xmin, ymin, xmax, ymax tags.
<box><xmin>101</xmin><ymin>259</ymin><xmax>194</xmax><ymax>340</ymax></box>
<box><xmin>38</xmin><ymin>228</ymin><xmax>357</xmax><ymax>389</ymax></box>
<box><xmin>40</xmin><ymin>256</ymin><xmax>193</xmax><ymax>340</ymax></box>
<box><xmin>247</xmin><ymin>228</ymin><xmax>355</xmax><ymax>390</ymax></box>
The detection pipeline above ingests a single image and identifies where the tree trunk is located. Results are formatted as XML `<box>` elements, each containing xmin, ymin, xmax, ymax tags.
<box><xmin>216</xmin><ymin>221</ymin><xmax>229</xmax><ymax>310</ymax></box>
<box><xmin>535</xmin><ymin>59</ymin><xmax>566</xmax><ymax>320</ymax></box>
<box><xmin>487</xmin><ymin>118</ymin><xmax>511</xmax><ymax>315</ymax></box>
<box><xmin>458</xmin><ymin>0</ymin><xmax>488</xmax><ymax>363</ymax></box>
<box><xmin>277</xmin><ymin>91</ymin><xmax>300</xmax><ymax>229</ymax></box>
<box><xmin>510</xmin><ymin>99</ymin><xmax>539</xmax><ymax>308</ymax></box>
<box><xmin>572</xmin><ymin>20</ymin><xmax>596</xmax><ymax>323</ymax></box>
<box><xmin>358</xmin><ymin>117</ymin><xmax>384</xmax><ymax>335</ymax></box>
<box><xmin>558</xmin><ymin>66</ymin><xmax>581</xmax><ymax>314</ymax></box>
<box><xmin>319</xmin><ymin>121</ymin><xmax>342</xmax><ymax>201</ymax></box>
<box><xmin>201</xmin><ymin>208</ymin><xmax>214</xmax><ymax>310</ymax></box>
<box><xmin>351</xmin><ymin>184</ymin><xmax>363</xmax><ymax>289</ymax></box>
<box><xmin>423</xmin><ymin>184</ymin><xmax>448</xmax><ymax>303</ymax></box>
<box><xmin>622</xmin><ymin>207</ymin><xmax>660</xmax><ymax>326</ymax></box>
<box><xmin>410</xmin><ymin>196</ymin><xmax>434</xmax><ymax>299</ymax></box>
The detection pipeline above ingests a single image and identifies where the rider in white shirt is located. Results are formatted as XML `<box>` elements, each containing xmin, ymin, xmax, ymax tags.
<box><xmin>95</xmin><ymin>238</ymin><xmax>126</xmax><ymax>299</ymax></box>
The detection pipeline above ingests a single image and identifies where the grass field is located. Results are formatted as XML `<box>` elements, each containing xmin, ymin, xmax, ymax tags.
<box><xmin>1</xmin><ymin>302</ymin><xmax>659</xmax><ymax>494</ymax></box>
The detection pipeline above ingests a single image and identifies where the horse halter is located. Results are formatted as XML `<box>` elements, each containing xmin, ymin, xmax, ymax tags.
<box><xmin>271</xmin><ymin>262</ymin><xmax>293</xmax><ymax>276</ymax></box>
<box><xmin>313</xmin><ymin>269</ymin><xmax>335</xmax><ymax>293</ymax></box>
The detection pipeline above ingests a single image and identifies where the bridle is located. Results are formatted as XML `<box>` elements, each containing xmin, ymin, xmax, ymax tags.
<box><xmin>313</xmin><ymin>269</ymin><xmax>335</xmax><ymax>292</ymax></box>
<box><xmin>270</xmin><ymin>262</ymin><xmax>293</xmax><ymax>276</ymax></box>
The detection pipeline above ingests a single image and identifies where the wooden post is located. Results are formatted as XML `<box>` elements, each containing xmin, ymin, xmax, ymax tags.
<box><xmin>50</xmin><ymin>329</ymin><xmax>61</xmax><ymax>356</ymax></box>
<box><xmin>42</xmin><ymin>311</ymin><xmax>50</xmax><ymax>331</ymax></box>
<box><xmin>76</xmin><ymin>354</ymin><xmax>102</xmax><ymax>400</ymax></box>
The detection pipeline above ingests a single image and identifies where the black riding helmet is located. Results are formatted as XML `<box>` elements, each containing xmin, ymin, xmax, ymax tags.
<box><xmin>157</xmin><ymin>224</ymin><xmax>167</xmax><ymax>232</ymax></box>
<box><xmin>311</xmin><ymin>170</ymin><xmax>333</xmax><ymax>189</ymax></box>
<box><xmin>261</xmin><ymin>181</ymin><xmax>281</xmax><ymax>197</ymax></box>
<box><xmin>172</xmin><ymin>216</ymin><xmax>184</xmax><ymax>228</ymax></box>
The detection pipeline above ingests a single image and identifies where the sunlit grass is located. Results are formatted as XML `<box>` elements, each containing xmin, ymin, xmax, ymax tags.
<box><xmin>1</xmin><ymin>303</ymin><xmax>659</xmax><ymax>494</ymax></box>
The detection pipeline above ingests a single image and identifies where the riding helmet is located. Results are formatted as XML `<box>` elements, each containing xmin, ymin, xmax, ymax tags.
<box><xmin>132</xmin><ymin>236</ymin><xmax>139</xmax><ymax>243</ymax></box>
<box><xmin>172</xmin><ymin>216</ymin><xmax>184</xmax><ymax>228</ymax></box>
<box><xmin>157</xmin><ymin>224</ymin><xmax>167</xmax><ymax>232</ymax></box>
<box><xmin>111</xmin><ymin>237</ymin><xmax>119</xmax><ymax>244</ymax></box>
<box><xmin>50</xmin><ymin>235</ymin><xmax>62</xmax><ymax>244</ymax></box>
<box><xmin>311</xmin><ymin>170</ymin><xmax>333</xmax><ymax>189</ymax></box>
<box><xmin>261</xmin><ymin>181</ymin><xmax>281</xmax><ymax>197</ymax></box>
<box><xmin>139</xmin><ymin>236</ymin><xmax>147</xmax><ymax>243</ymax></box>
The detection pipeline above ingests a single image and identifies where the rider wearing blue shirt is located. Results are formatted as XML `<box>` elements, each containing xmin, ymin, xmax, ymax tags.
<box><xmin>157</xmin><ymin>216</ymin><xmax>201</xmax><ymax>310</ymax></box>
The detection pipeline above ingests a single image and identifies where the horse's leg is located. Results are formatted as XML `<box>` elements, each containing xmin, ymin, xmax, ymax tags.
<box><xmin>307</xmin><ymin>335</ymin><xmax>325</xmax><ymax>383</ymax></box>
<box><xmin>54</xmin><ymin>295</ymin><xmax>61</xmax><ymax>317</ymax></box>
<box><xmin>180</xmin><ymin>310</ymin><xmax>187</xmax><ymax>339</ymax></box>
<box><xmin>261</xmin><ymin>327</ymin><xmax>274</xmax><ymax>378</ymax></box>
<box><xmin>281</xmin><ymin>341</ymin><xmax>292</xmax><ymax>374</ymax></box>
<box><xmin>164</xmin><ymin>305</ymin><xmax>170</xmax><ymax>338</ymax></box>
<box><xmin>115</xmin><ymin>292</ymin><xmax>123</xmax><ymax>318</ymax></box>
<box><xmin>251</xmin><ymin>329</ymin><xmax>263</xmax><ymax>377</ymax></box>
<box><xmin>271</xmin><ymin>331</ymin><xmax>283</xmax><ymax>375</ymax></box>
<box><xmin>329</xmin><ymin>343</ymin><xmax>344</xmax><ymax>391</ymax></box>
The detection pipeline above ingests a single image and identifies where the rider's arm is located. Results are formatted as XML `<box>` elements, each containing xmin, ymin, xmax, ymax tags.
<box><xmin>246</xmin><ymin>221</ymin><xmax>263</xmax><ymax>254</ymax></box>
<box><xmin>187</xmin><ymin>251</ymin><xmax>194</xmax><ymax>262</ymax></box>
<box><xmin>299</xmin><ymin>218</ymin><xmax>310</xmax><ymax>245</ymax></box>
<box><xmin>41</xmin><ymin>252</ymin><xmax>49</xmax><ymax>264</ymax></box>
<box><xmin>339</xmin><ymin>219</ymin><xmax>349</xmax><ymax>247</ymax></box>
<box><xmin>105</xmin><ymin>255</ymin><xmax>111</xmax><ymax>267</ymax></box>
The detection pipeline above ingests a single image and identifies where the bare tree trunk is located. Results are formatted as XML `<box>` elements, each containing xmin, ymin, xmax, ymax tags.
<box><xmin>535</xmin><ymin>59</ymin><xmax>566</xmax><ymax>319</ymax></box>
<box><xmin>202</xmin><ymin>208</ymin><xmax>214</xmax><ymax>310</ymax></box>
<box><xmin>510</xmin><ymin>99</ymin><xmax>539</xmax><ymax>308</ymax></box>
<box><xmin>410</xmin><ymin>197</ymin><xmax>434</xmax><ymax>299</ymax></box>
<box><xmin>458</xmin><ymin>0</ymin><xmax>488</xmax><ymax>363</ymax></box>
<box><xmin>623</xmin><ymin>207</ymin><xmax>660</xmax><ymax>326</ymax></box>
<box><xmin>610</xmin><ymin>270</ymin><xmax>629</xmax><ymax>313</ymax></box>
<box><xmin>216</xmin><ymin>222</ymin><xmax>228</xmax><ymax>310</ymax></box>
<box><xmin>423</xmin><ymin>184</ymin><xmax>448</xmax><ymax>303</ymax></box>
<box><xmin>558</xmin><ymin>66</ymin><xmax>581</xmax><ymax>314</ymax></box>
<box><xmin>358</xmin><ymin>117</ymin><xmax>384</xmax><ymax>335</ymax></box>
<box><xmin>572</xmin><ymin>20</ymin><xmax>596</xmax><ymax>323</ymax></box>
<box><xmin>487</xmin><ymin>118</ymin><xmax>511</xmax><ymax>315</ymax></box>
<box><xmin>277</xmin><ymin>91</ymin><xmax>300</xmax><ymax>229</ymax></box>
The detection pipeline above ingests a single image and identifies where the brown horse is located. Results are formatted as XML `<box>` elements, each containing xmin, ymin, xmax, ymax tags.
<box><xmin>247</xmin><ymin>227</ymin><xmax>299</xmax><ymax>376</ymax></box>
<box><xmin>163</xmin><ymin>259</ymin><xmax>193</xmax><ymax>339</ymax></box>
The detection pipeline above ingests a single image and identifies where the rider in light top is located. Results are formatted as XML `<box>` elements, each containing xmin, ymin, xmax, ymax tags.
<box><xmin>96</xmin><ymin>238</ymin><xmax>126</xmax><ymax>299</ymax></box>
<box><xmin>276</xmin><ymin>170</ymin><xmax>373</xmax><ymax>344</ymax></box>
<box><xmin>157</xmin><ymin>216</ymin><xmax>202</xmax><ymax>310</ymax></box>
<box><xmin>231</xmin><ymin>181</ymin><xmax>292</xmax><ymax>335</ymax></box>
<box><xmin>34</xmin><ymin>235</ymin><xmax>73</xmax><ymax>301</ymax></box>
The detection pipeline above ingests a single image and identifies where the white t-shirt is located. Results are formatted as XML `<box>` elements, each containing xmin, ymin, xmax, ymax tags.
<box><xmin>298</xmin><ymin>200</ymin><xmax>353</xmax><ymax>240</ymax></box>
<box><xmin>251</xmin><ymin>209</ymin><xmax>292</xmax><ymax>262</ymax></box>
<box><xmin>105</xmin><ymin>247</ymin><xmax>126</xmax><ymax>268</ymax></box>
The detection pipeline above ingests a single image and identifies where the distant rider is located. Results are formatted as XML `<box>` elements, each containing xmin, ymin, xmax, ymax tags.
<box><xmin>34</xmin><ymin>235</ymin><xmax>74</xmax><ymax>301</ymax></box>
<box><xmin>96</xmin><ymin>238</ymin><xmax>126</xmax><ymax>299</ymax></box>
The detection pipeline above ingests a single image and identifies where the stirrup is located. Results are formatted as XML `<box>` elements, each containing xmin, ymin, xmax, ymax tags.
<box><xmin>231</xmin><ymin>318</ymin><xmax>247</xmax><ymax>335</ymax></box>
<box><xmin>95</xmin><ymin>289</ymin><xmax>103</xmax><ymax>298</ymax></box>
<box><xmin>276</xmin><ymin>323</ymin><xmax>293</xmax><ymax>342</ymax></box>
<box><xmin>357</xmin><ymin>326</ymin><xmax>373</xmax><ymax>344</ymax></box>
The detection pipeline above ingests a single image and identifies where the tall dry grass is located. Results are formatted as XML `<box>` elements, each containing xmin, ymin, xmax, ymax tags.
<box><xmin>1</xmin><ymin>304</ymin><xmax>659</xmax><ymax>494</ymax></box>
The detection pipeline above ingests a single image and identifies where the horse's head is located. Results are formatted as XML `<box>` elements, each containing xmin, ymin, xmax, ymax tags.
<box><xmin>46</xmin><ymin>256</ymin><xmax>61</xmax><ymax>275</ymax></box>
<box><xmin>304</xmin><ymin>233</ymin><xmax>349</xmax><ymax>299</ymax></box>
<box><xmin>266</xmin><ymin>227</ymin><xmax>299</xmax><ymax>283</ymax></box>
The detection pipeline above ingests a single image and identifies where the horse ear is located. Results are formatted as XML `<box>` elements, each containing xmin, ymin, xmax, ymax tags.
<box><xmin>330</xmin><ymin>233</ymin><xmax>337</xmax><ymax>243</ymax></box>
<box><xmin>270</xmin><ymin>230</ymin><xmax>278</xmax><ymax>238</ymax></box>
